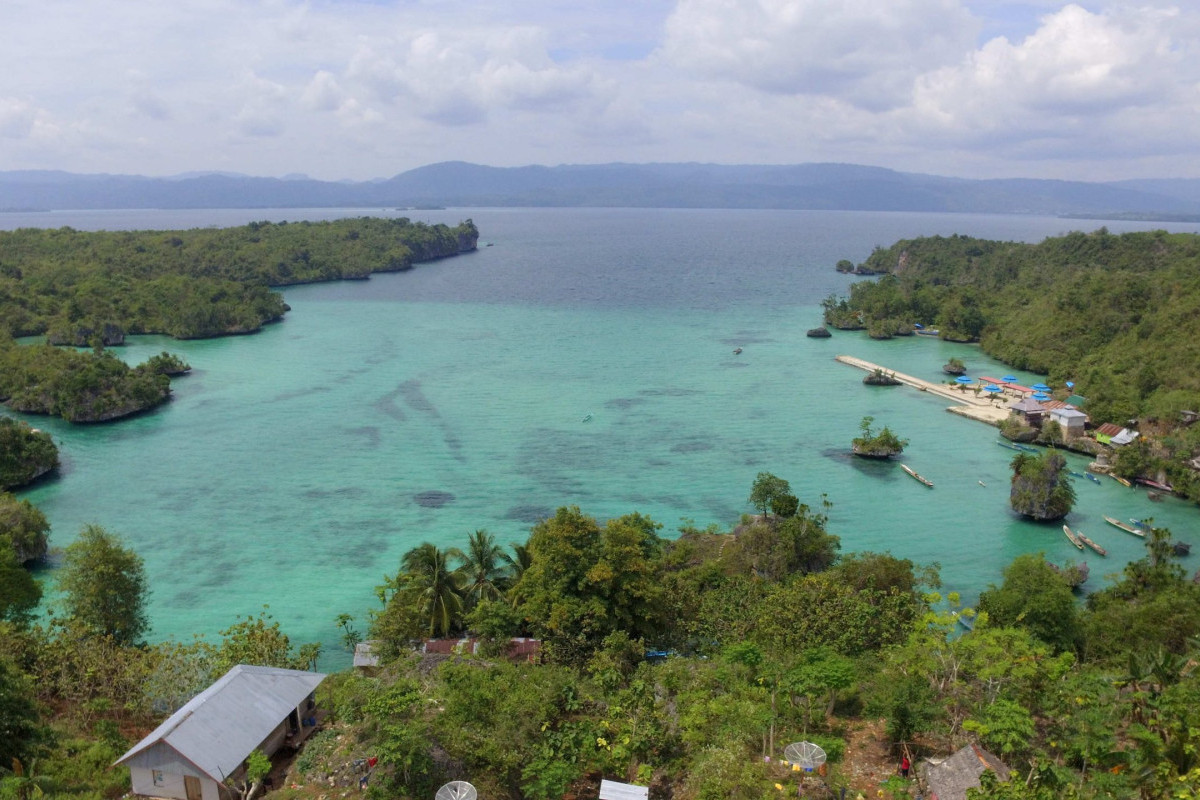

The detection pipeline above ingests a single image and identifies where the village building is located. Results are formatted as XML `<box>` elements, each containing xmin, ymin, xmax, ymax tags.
<box><xmin>1047</xmin><ymin>406</ymin><xmax>1087</xmax><ymax>439</ymax></box>
<box><xmin>1095</xmin><ymin>422</ymin><xmax>1139</xmax><ymax>446</ymax></box>
<box><xmin>918</xmin><ymin>743</ymin><xmax>1011</xmax><ymax>800</ymax></box>
<box><xmin>1010</xmin><ymin>397</ymin><xmax>1047</xmax><ymax>427</ymax></box>
<box><xmin>116</xmin><ymin>665</ymin><xmax>325</xmax><ymax>800</ymax></box>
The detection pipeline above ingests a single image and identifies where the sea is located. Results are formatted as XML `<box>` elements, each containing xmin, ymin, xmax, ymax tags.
<box><xmin>6</xmin><ymin>206</ymin><xmax>1200</xmax><ymax>667</ymax></box>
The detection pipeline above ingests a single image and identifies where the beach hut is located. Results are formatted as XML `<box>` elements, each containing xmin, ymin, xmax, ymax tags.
<box><xmin>1010</xmin><ymin>397</ymin><xmax>1047</xmax><ymax>427</ymax></box>
<box><xmin>116</xmin><ymin>665</ymin><xmax>326</xmax><ymax>800</ymax></box>
<box><xmin>1048</xmin><ymin>407</ymin><xmax>1087</xmax><ymax>439</ymax></box>
<box><xmin>918</xmin><ymin>743</ymin><xmax>1011</xmax><ymax>800</ymax></box>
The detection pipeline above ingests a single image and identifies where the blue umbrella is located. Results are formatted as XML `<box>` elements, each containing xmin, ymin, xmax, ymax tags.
<box><xmin>955</xmin><ymin>376</ymin><xmax>973</xmax><ymax>384</ymax></box>
<box><xmin>1031</xmin><ymin>382</ymin><xmax>1051</xmax><ymax>392</ymax></box>
<box><xmin>1002</xmin><ymin>375</ymin><xmax>1017</xmax><ymax>383</ymax></box>
<box><xmin>1032</xmin><ymin>391</ymin><xmax>1050</xmax><ymax>400</ymax></box>
<box><xmin>1066</xmin><ymin>381</ymin><xmax>1075</xmax><ymax>389</ymax></box>
<box><xmin>984</xmin><ymin>384</ymin><xmax>1002</xmax><ymax>393</ymax></box>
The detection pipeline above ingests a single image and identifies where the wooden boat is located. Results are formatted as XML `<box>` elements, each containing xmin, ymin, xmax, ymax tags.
<box><xmin>996</xmin><ymin>440</ymin><xmax>1024</xmax><ymax>451</ymax></box>
<box><xmin>954</xmin><ymin>612</ymin><xmax>975</xmax><ymax>631</ymax></box>
<box><xmin>901</xmin><ymin>464</ymin><xmax>934</xmax><ymax>487</ymax></box>
<box><xmin>1074</xmin><ymin>529</ymin><xmax>1107</xmax><ymax>557</ymax></box>
<box><xmin>1110</xmin><ymin>474</ymin><xmax>1133</xmax><ymax>488</ymax></box>
<box><xmin>1104</xmin><ymin>516</ymin><xmax>1145</xmax><ymax>537</ymax></box>
<box><xmin>1136</xmin><ymin>477</ymin><xmax>1173</xmax><ymax>492</ymax></box>
<box><xmin>1062</xmin><ymin>524</ymin><xmax>1084</xmax><ymax>551</ymax></box>
<box><xmin>1085</xmin><ymin>472</ymin><xmax>1102</xmax><ymax>484</ymax></box>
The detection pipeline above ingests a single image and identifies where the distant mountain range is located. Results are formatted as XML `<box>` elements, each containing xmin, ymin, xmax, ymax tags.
<box><xmin>3</xmin><ymin>162</ymin><xmax>1200</xmax><ymax>219</ymax></box>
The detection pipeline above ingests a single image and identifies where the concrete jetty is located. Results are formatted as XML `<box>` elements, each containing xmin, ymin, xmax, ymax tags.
<box><xmin>835</xmin><ymin>355</ymin><xmax>1013</xmax><ymax>425</ymax></box>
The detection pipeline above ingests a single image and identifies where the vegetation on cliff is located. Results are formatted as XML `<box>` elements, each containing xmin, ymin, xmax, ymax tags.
<box><xmin>0</xmin><ymin>338</ymin><xmax>172</xmax><ymax>422</ymax></box>
<box><xmin>851</xmin><ymin>415</ymin><xmax>907</xmax><ymax>458</ymax></box>
<box><xmin>827</xmin><ymin>228</ymin><xmax>1200</xmax><ymax>502</ymax></box>
<box><xmin>0</xmin><ymin>217</ymin><xmax>479</xmax><ymax>341</ymax></box>
<box><xmin>4</xmin><ymin>472</ymin><xmax>1200</xmax><ymax>800</ymax></box>
<box><xmin>0</xmin><ymin>416</ymin><xmax>58</xmax><ymax>488</ymax></box>
<box><xmin>1009</xmin><ymin>450</ymin><xmax>1076</xmax><ymax>521</ymax></box>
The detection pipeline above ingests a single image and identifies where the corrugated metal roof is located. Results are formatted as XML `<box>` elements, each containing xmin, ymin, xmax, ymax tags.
<box><xmin>599</xmin><ymin>779</ymin><xmax>649</xmax><ymax>800</ymax></box>
<box><xmin>116</xmin><ymin>665</ymin><xmax>325</xmax><ymax>781</ymax></box>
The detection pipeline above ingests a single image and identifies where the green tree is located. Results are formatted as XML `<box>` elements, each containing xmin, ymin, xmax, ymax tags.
<box><xmin>457</xmin><ymin>529</ymin><xmax>508</xmax><ymax>608</ymax></box>
<box><xmin>0</xmin><ymin>658</ymin><xmax>44</xmax><ymax>768</ymax></box>
<box><xmin>0</xmin><ymin>418</ymin><xmax>58</xmax><ymax>490</ymax></box>
<box><xmin>0</xmin><ymin>535</ymin><xmax>41</xmax><ymax>626</ymax></box>
<box><xmin>397</xmin><ymin>542</ymin><xmax>466</xmax><ymax>638</ymax></box>
<box><xmin>978</xmin><ymin>553</ymin><xmax>1080</xmax><ymax>652</ymax></box>
<box><xmin>0</xmin><ymin>493</ymin><xmax>50</xmax><ymax>564</ymax></box>
<box><xmin>215</xmin><ymin>608</ymin><xmax>320</xmax><ymax>672</ymax></box>
<box><xmin>56</xmin><ymin>524</ymin><xmax>148</xmax><ymax>645</ymax></box>
<box><xmin>748</xmin><ymin>472</ymin><xmax>791</xmax><ymax>518</ymax></box>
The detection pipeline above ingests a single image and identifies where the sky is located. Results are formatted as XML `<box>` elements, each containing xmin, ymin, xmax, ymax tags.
<box><xmin>1</xmin><ymin>0</ymin><xmax>1198</xmax><ymax>182</ymax></box>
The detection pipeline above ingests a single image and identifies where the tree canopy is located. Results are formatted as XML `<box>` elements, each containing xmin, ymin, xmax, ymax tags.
<box><xmin>56</xmin><ymin>524</ymin><xmax>149</xmax><ymax>645</ymax></box>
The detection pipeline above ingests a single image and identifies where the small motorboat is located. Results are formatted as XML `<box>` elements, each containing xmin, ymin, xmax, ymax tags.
<box><xmin>581</xmin><ymin>413</ymin><xmax>593</xmax><ymax>423</ymax></box>
<box><xmin>733</xmin><ymin>347</ymin><xmax>743</xmax><ymax>354</ymax></box>
<box><xmin>1085</xmin><ymin>472</ymin><xmax>1102</xmax><ymax>484</ymax></box>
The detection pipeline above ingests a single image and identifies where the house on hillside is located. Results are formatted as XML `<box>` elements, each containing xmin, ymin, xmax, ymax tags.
<box><xmin>1048</xmin><ymin>407</ymin><xmax>1088</xmax><ymax>439</ymax></box>
<box><xmin>918</xmin><ymin>743</ymin><xmax>1011</xmax><ymax>800</ymax></box>
<box><xmin>116</xmin><ymin>665</ymin><xmax>326</xmax><ymax>800</ymax></box>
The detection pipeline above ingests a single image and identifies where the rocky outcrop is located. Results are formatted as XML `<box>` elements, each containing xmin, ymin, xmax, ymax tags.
<box><xmin>806</xmin><ymin>326</ymin><xmax>832</xmax><ymax>338</ymax></box>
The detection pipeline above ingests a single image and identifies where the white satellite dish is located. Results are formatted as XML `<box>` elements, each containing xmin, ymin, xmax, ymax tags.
<box><xmin>783</xmin><ymin>742</ymin><xmax>827</xmax><ymax>772</ymax></box>
<box><xmin>436</xmin><ymin>782</ymin><xmax>478</xmax><ymax>800</ymax></box>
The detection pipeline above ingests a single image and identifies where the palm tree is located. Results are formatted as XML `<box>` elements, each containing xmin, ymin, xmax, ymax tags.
<box><xmin>500</xmin><ymin>541</ymin><xmax>533</xmax><ymax>597</ymax></box>
<box><xmin>399</xmin><ymin>542</ymin><xmax>465</xmax><ymax>638</ymax></box>
<box><xmin>457</xmin><ymin>529</ymin><xmax>507</xmax><ymax>608</ymax></box>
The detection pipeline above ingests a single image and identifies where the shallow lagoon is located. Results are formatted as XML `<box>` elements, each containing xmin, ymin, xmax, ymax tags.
<box><xmin>10</xmin><ymin>207</ymin><xmax>1199</xmax><ymax>665</ymax></box>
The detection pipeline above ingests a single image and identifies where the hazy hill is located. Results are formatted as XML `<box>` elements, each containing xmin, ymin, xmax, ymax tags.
<box><xmin>3</xmin><ymin>162</ymin><xmax>1200</xmax><ymax>217</ymax></box>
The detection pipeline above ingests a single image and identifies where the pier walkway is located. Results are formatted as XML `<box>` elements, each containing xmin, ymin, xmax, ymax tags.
<box><xmin>835</xmin><ymin>355</ymin><xmax>1014</xmax><ymax>425</ymax></box>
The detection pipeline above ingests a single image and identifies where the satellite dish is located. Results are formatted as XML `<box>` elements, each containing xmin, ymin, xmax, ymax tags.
<box><xmin>436</xmin><ymin>782</ymin><xmax>477</xmax><ymax>800</ymax></box>
<box><xmin>783</xmin><ymin>742</ymin><xmax>827</xmax><ymax>772</ymax></box>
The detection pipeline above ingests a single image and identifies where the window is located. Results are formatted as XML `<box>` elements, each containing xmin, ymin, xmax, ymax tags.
<box><xmin>152</xmin><ymin>771</ymin><xmax>166</xmax><ymax>787</ymax></box>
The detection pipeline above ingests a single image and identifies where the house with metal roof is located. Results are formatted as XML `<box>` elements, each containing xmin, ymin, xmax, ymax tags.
<box><xmin>116</xmin><ymin>665</ymin><xmax>326</xmax><ymax>800</ymax></box>
<box><xmin>1048</xmin><ymin>407</ymin><xmax>1088</xmax><ymax>439</ymax></box>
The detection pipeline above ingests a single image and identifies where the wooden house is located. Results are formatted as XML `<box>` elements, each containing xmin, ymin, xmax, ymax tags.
<box><xmin>116</xmin><ymin>665</ymin><xmax>326</xmax><ymax>800</ymax></box>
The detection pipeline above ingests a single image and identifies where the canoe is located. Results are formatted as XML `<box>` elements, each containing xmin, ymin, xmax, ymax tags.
<box><xmin>1085</xmin><ymin>473</ymin><xmax>1102</xmax><ymax>484</ymax></box>
<box><xmin>996</xmin><ymin>440</ymin><xmax>1024</xmax><ymax>451</ymax></box>
<box><xmin>1062</xmin><ymin>524</ymin><xmax>1084</xmax><ymax>551</ymax></box>
<box><xmin>1110</xmin><ymin>474</ymin><xmax>1133</xmax><ymax>488</ymax></box>
<box><xmin>1136</xmin><ymin>478</ymin><xmax>1173</xmax><ymax>492</ymax></box>
<box><xmin>901</xmin><ymin>464</ymin><xmax>934</xmax><ymax>488</ymax></box>
<box><xmin>1075</xmin><ymin>529</ymin><xmax>1107</xmax><ymax>557</ymax></box>
<box><xmin>1104</xmin><ymin>516</ymin><xmax>1146</xmax><ymax>537</ymax></box>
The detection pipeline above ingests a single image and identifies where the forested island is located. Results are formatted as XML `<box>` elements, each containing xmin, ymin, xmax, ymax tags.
<box><xmin>0</xmin><ymin>217</ymin><xmax>478</xmax><ymax>421</ymax></box>
<box><xmin>823</xmin><ymin>228</ymin><xmax>1200</xmax><ymax>502</ymax></box>
<box><xmin>4</xmin><ymin>471</ymin><xmax>1200</xmax><ymax>800</ymax></box>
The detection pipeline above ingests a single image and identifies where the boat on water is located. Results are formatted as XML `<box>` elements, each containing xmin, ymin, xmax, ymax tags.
<box><xmin>581</xmin><ymin>413</ymin><xmax>593</xmax><ymax>423</ymax></box>
<box><xmin>954</xmin><ymin>612</ymin><xmax>975</xmax><ymax>631</ymax></box>
<box><xmin>1062</xmin><ymin>524</ymin><xmax>1085</xmax><ymax>551</ymax></box>
<box><xmin>1075</xmin><ymin>529</ymin><xmax>1108</xmax><ymax>557</ymax></box>
<box><xmin>1104</xmin><ymin>516</ymin><xmax>1146</xmax><ymax>537</ymax></box>
<box><xmin>1016</xmin><ymin>444</ymin><xmax>1038</xmax><ymax>453</ymax></box>
<box><xmin>1110</xmin><ymin>474</ymin><xmax>1133</xmax><ymax>488</ymax></box>
<box><xmin>1136</xmin><ymin>477</ymin><xmax>1174</xmax><ymax>493</ymax></box>
<box><xmin>901</xmin><ymin>464</ymin><xmax>934</xmax><ymax>487</ymax></box>
<box><xmin>996</xmin><ymin>440</ymin><xmax>1024</xmax><ymax>451</ymax></box>
<box><xmin>1085</xmin><ymin>472</ymin><xmax>1102</xmax><ymax>484</ymax></box>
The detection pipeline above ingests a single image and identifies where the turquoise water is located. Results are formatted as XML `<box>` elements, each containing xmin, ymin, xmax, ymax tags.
<box><xmin>10</xmin><ymin>207</ymin><xmax>1200</xmax><ymax>666</ymax></box>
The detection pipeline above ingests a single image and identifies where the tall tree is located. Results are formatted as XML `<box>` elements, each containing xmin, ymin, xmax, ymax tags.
<box><xmin>399</xmin><ymin>542</ymin><xmax>465</xmax><ymax>638</ymax></box>
<box><xmin>748</xmin><ymin>472</ymin><xmax>791</xmax><ymax>518</ymax></box>
<box><xmin>0</xmin><ymin>535</ymin><xmax>41</xmax><ymax>626</ymax></box>
<box><xmin>457</xmin><ymin>529</ymin><xmax>507</xmax><ymax>608</ymax></box>
<box><xmin>56</xmin><ymin>524</ymin><xmax>148</xmax><ymax>645</ymax></box>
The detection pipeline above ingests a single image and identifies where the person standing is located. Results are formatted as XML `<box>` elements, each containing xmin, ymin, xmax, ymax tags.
<box><xmin>900</xmin><ymin>755</ymin><xmax>911</xmax><ymax>779</ymax></box>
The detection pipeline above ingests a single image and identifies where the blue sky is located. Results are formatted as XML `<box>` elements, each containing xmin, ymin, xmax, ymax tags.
<box><xmin>1</xmin><ymin>0</ymin><xmax>1196</xmax><ymax>181</ymax></box>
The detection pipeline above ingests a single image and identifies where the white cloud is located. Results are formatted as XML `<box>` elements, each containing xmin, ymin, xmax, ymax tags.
<box><xmin>660</xmin><ymin>0</ymin><xmax>979</xmax><ymax>110</ymax></box>
<box><xmin>1</xmin><ymin>0</ymin><xmax>1199</xmax><ymax>179</ymax></box>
